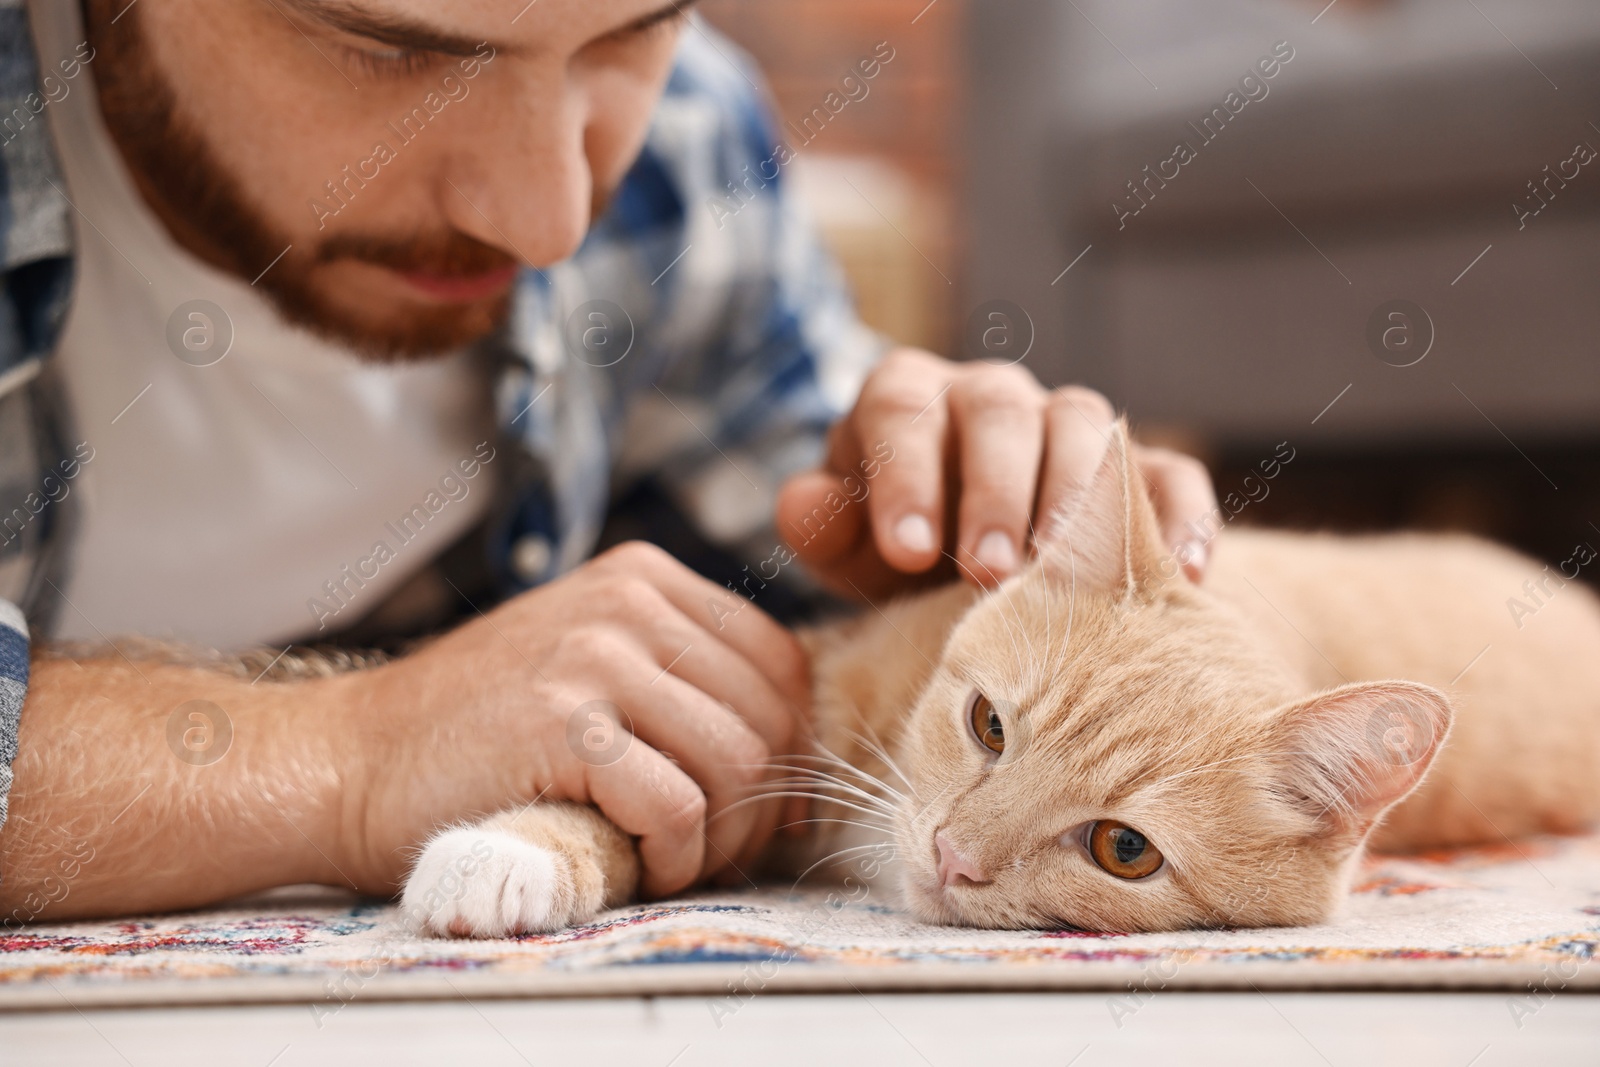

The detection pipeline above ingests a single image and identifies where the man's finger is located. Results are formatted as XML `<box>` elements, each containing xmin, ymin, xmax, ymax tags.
<box><xmin>606</xmin><ymin>585</ymin><xmax>802</xmax><ymax>759</ymax></box>
<box><xmin>1034</xmin><ymin>386</ymin><xmax>1117</xmax><ymax>539</ymax></box>
<box><xmin>1135</xmin><ymin>445</ymin><xmax>1219</xmax><ymax>581</ymax></box>
<box><xmin>850</xmin><ymin>350</ymin><xmax>952</xmax><ymax>574</ymax></box>
<box><xmin>591</xmin><ymin>542</ymin><xmax>811</xmax><ymax>717</ymax></box>
<box><xmin>948</xmin><ymin>367</ymin><xmax>1046</xmax><ymax>586</ymax></box>
<box><xmin>614</xmin><ymin>667</ymin><xmax>771</xmax><ymax>880</ymax></box>
<box><xmin>776</xmin><ymin>471</ymin><xmax>867</xmax><ymax>568</ymax></box>
<box><xmin>587</xmin><ymin>741</ymin><xmax>707</xmax><ymax>898</ymax></box>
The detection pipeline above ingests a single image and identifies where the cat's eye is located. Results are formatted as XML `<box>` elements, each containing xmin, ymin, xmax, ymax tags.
<box><xmin>968</xmin><ymin>690</ymin><xmax>1005</xmax><ymax>754</ymax></box>
<box><xmin>1087</xmin><ymin>820</ymin><xmax>1164</xmax><ymax>879</ymax></box>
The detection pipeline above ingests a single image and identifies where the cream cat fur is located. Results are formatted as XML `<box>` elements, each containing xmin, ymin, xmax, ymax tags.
<box><xmin>403</xmin><ymin>422</ymin><xmax>1600</xmax><ymax>935</ymax></box>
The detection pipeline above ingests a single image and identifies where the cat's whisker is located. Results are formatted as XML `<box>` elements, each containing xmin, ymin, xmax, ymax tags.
<box><xmin>946</xmin><ymin>546</ymin><xmax>1000</xmax><ymax>589</ymax></box>
<box><xmin>819</xmin><ymin>739</ymin><xmax>921</xmax><ymax>806</ymax></box>
<box><xmin>943</xmin><ymin>548</ymin><xmax>1030</xmax><ymax>673</ymax></box>
<box><xmin>776</xmin><ymin>749</ymin><xmax>895</xmax><ymax>782</ymax></box>
<box><xmin>1150</xmin><ymin>722</ymin><xmax>1250</xmax><ymax>772</ymax></box>
<box><xmin>709</xmin><ymin>789</ymin><xmax>895</xmax><ymax>832</ymax></box>
<box><xmin>790</xmin><ymin>841</ymin><xmax>899</xmax><ymax>889</ymax></box>
<box><xmin>758</xmin><ymin>771</ymin><xmax>900</xmax><ymax>815</ymax></box>
<box><xmin>840</xmin><ymin>728</ymin><xmax>918</xmax><ymax>801</ymax></box>
<box><xmin>1142</xmin><ymin>751</ymin><xmax>1266</xmax><ymax>789</ymax></box>
<box><xmin>719</xmin><ymin>789</ymin><xmax>896</xmax><ymax>824</ymax></box>
<box><xmin>1118</xmin><ymin>727</ymin><xmax>1215</xmax><ymax>789</ymax></box>
<box><xmin>774</xmin><ymin>749</ymin><xmax>861</xmax><ymax>773</ymax></box>
<box><xmin>1025</xmin><ymin>510</ymin><xmax>1056</xmax><ymax>661</ymax></box>
<box><xmin>778</xmin><ymin>816</ymin><xmax>895</xmax><ymax>835</ymax></box>
<box><xmin>787</xmin><ymin>747</ymin><xmax>909</xmax><ymax>806</ymax></box>
<box><xmin>1046</xmin><ymin>535</ymin><xmax>1085</xmax><ymax>680</ymax></box>
<box><xmin>761</xmin><ymin>755</ymin><xmax>901</xmax><ymax>797</ymax></box>
<box><xmin>709</xmin><ymin>792</ymin><xmax>792</xmax><ymax>822</ymax></box>
<box><xmin>730</xmin><ymin>769</ymin><xmax>891</xmax><ymax>810</ymax></box>
<box><xmin>729</xmin><ymin>754</ymin><xmax>897</xmax><ymax>803</ymax></box>
<box><xmin>982</xmin><ymin>546</ymin><xmax>1057</xmax><ymax>689</ymax></box>
<box><xmin>965</xmin><ymin>558</ymin><xmax>1061</xmax><ymax>710</ymax></box>
<box><xmin>987</xmin><ymin>559</ymin><xmax>1043</xmax><ymax>685</ymax></box>
<box><xmin>716</xmin><ymin>769</ymin><xmax>895</xmax><ymax>815</ymax></box>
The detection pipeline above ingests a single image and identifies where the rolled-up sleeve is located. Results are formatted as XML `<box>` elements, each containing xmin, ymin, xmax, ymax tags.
<box><xmin>0</xmin><ymin>598</ymin><xmax>26</xmax><ymax>845</ymax></box>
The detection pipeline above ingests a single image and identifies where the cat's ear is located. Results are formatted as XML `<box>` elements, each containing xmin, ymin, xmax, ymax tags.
<box><xmin>1036</xmin><ymin>418</ymin><xmax>1169</xmax><ymax>599</ymax></box>
<box><xmin>1271</xmin><ymin>680</ymin><xmax>1453</xmax><ymax>840</ymax></box>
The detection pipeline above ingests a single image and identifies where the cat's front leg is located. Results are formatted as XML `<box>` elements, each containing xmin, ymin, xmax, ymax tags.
<box><xmin>402</xmin><ymin>801</ymin><xmax>640</xmax><ymax>937</ymax></box>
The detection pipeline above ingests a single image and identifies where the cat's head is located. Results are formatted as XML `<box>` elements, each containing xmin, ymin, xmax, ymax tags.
<box><xmin>892</xmin><ymin>421</ymin><xmax>1452</xmax><ymax>931</ymax></box>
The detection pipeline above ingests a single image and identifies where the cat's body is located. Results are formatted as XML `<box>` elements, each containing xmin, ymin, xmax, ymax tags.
<box><xmin>1205</xmin><ymin>528</ymin><xmax>1600</xmax><ymax>851</ymax></box>
<box><xmin>405</xmin><ymin>429</ymin><xmax>1600</xmax><ymax>935</ymax></box>
<box><xmin>805</xmin><ymin>528</ymin><xmax>1600</xmax><ymax>855</ymax></box>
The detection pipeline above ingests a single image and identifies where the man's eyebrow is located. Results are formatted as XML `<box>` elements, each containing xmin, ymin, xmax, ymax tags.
<box><xmin>602</xmin><ymin>0</ymin><xmax>700</xmax><ymax>42</ymax></box>
<box><xmin>280</xmin><ymin>0</ymin><xmax>699</xmax><ymax>57</ymax></box>
<box><xmin>280</xmin><ymin>0</ymin><xmax>493</xmax><ymax>56</ymax></box>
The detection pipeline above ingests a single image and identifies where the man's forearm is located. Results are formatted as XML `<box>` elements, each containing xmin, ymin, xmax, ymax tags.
<box><xmin>0</xmin><ymin>656</ymin><xmax>359</xmax><ymax>923</ymax></box>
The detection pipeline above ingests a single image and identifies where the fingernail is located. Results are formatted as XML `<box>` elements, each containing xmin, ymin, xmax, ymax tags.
<box><xmin>1178</xmin><ymin>540</ymin><xmax>1208</xmax><ymax>581</ymax></box>
<box><xmin>894</xmin><ymin>514</ymin><xmax>936</xmax><ymax>554</ymax></box>
<box><xmin>975</xmin><ymin>530</ymin><xmax>1017</xmax><ymax>576</ymax></box>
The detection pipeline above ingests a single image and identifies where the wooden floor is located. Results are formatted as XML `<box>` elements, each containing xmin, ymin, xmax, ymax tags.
<box><xmin>4</xmin><ymin>992</ymin><xmax>1598</xmax><ymax>1065</ymax></box>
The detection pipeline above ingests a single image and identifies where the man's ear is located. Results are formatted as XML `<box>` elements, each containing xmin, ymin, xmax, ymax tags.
<box><xmin>1271</xmin><ymin>680</ymin><xmax>1453</xmax><ymax>840</ymax></box>
<box><xmin>1037</xmin><ymin>418</ymin><xmax>1168</xmax><ymax>600</ymax></box>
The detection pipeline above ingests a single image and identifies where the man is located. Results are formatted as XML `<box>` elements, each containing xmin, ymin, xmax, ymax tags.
<box><xmin>0</xmin><ymin>0</ymin><xmax>1214</xmax><ymax>922</ymax></box>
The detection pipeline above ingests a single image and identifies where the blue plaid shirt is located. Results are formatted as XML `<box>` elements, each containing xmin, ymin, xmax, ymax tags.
<box><xmin>0</xmin><ymin>6</ymin><xmax>882</xmax><ymax>842</ymax></box>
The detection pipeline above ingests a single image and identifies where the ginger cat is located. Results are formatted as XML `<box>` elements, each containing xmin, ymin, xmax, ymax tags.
<box><xmin>403</xmin><ymin>422</ymin><xmax>1600</xmax><ymax>934</ymax></box>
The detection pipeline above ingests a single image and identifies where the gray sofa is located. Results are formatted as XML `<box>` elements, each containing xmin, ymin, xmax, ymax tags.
<box><xmin>964</xmin><ymin>0</ymin><xmax>1600</xmax><ymax>449</ymax></box>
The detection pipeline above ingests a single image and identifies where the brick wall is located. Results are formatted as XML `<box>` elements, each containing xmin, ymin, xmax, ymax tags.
<box><xmin>698</xmin><ymin>0</ymin><xmax>967</xmax><ymax>350</ymax></box>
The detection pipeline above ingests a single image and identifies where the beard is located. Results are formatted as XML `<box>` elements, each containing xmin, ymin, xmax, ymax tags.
<box><xmin>84</xmin><ymin>1</ymin><xmax>517</xmax><ymax>362</ymax></box>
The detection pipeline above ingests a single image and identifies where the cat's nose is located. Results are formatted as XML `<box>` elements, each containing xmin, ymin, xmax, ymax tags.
<box><xmin>934</xmin><ymin>832</ymin><xmax>991</xmax><ymax>887</ymax></box>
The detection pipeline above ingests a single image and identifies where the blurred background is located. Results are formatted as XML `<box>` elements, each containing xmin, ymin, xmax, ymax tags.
<box><xmin>698</xmin><ymin>0</ymin><xmax>1600</xmax><ymax>571</ymax></box>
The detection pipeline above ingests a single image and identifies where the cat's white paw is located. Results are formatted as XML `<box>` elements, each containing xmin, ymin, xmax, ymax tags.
<box><xmin>402</xmin><ymin>828</ymin><xmax>574</xmax><ymax>938</ymax></box>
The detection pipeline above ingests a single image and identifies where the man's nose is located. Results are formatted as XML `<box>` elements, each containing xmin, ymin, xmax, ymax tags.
<box><xmin>440</xmin><ymin>94</ymin><xmax>594</xmax><ymax>270</ymax></box>
<box><xmin>935</xmin><ymin>831</ymin><xmax>991</xmax><ymax>887</ymax></box>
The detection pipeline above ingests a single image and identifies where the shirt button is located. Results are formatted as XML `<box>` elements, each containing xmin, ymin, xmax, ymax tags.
<box><xmin>511</xmin><ymin>534</ymin><xmax>553</xmax><ymax>583</ymax></box>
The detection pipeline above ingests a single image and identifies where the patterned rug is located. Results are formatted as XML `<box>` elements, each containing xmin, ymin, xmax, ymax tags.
<box><xmin>4</xmin><ymin>835</ymin><xmax>1598</xmax><ymax>1010</ymax></box>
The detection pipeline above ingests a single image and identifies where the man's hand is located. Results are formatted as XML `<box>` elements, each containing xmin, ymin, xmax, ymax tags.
<box><xmin>0</xmin><ymin>542</ymin><xmax>803</xmax><ymax>923</ymax></box>
<box><xmin>344</xmin><ymin>541</ymin><xmax>808</xmax><ymax>899</ymax></box>
<box><xmin>776</xmin><ymin>349</ymin><xmax>1218</xmax><ymax>599</ymax></box>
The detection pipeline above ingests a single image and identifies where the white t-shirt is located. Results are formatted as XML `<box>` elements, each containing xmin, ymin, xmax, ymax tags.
<box><xmin>30</xmin><ymin>0</ymin><xmax>496</xmax><ymax>649</ymax></box>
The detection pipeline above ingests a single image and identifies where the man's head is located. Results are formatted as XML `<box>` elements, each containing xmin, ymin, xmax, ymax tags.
<box><xmin>85</xmin><ymin>0</ymin><xmax>693</xmax><ymax>360</ymax></box>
